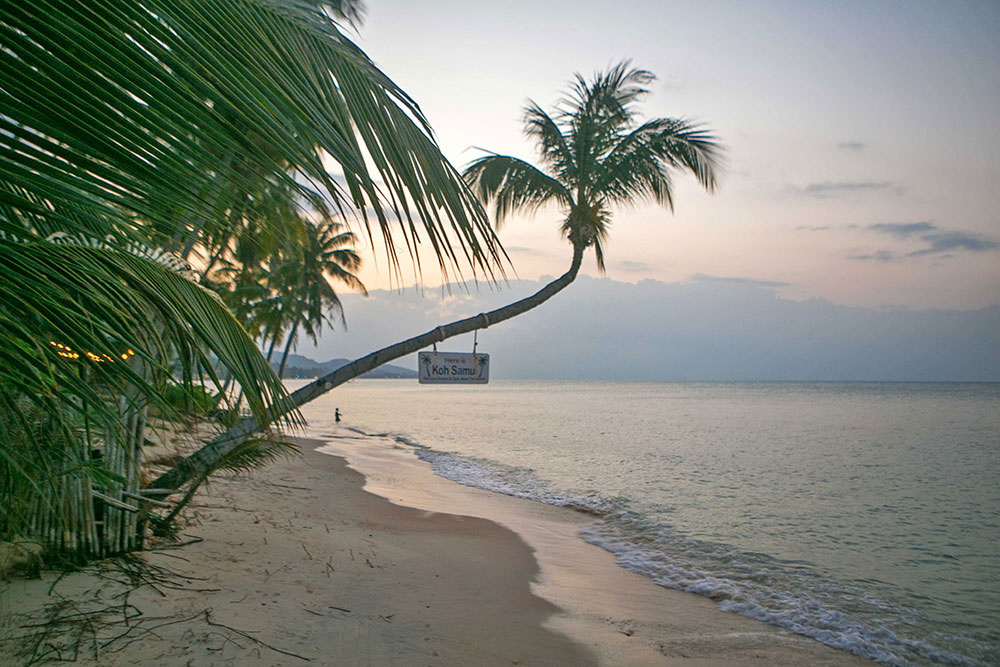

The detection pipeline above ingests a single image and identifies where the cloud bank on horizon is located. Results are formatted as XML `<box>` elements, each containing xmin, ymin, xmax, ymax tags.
<box><xmin>300</xmin><ymin>277</ymin><xmax>1000</xmax><ymax>383</ymax></box>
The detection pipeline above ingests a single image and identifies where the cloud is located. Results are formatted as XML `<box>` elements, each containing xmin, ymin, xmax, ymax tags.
<box><xmin>794</xmin><ymin>225</ymin><xmax>830</xmax><ymax>231</ymax></box>
<box><xmin>617</xmin><ymin>260</ymin><xmax>652</xmax><ymax>273</ymax></box>
<box><xmin>862</xmin><ymin>222</ymin><xmax>998</xmax><ymax>257</ymax></box>
<box><xmin>837</xmin><ymin>141</ymin><xmax>866</xmax><ymax>151</ymax></box>
<box><xmin>800</xmin><ymin>181</ymin><xmax>904</xmax><ymax>198</ymax></box>
<box><xmin>849</xmin><ymin>250</ymin><xmax>898</xmax><ymax>262</ymax></box>
<box><xmin>660</xmin><ymin>74</ymin><xmax>685</xmax><ymax>92</ymax></box>
<box><xmin>689</xmin><ymin>273</ymin><xmax>791</xmax><ymax>288</ymax></box>
<box><xmin>868</xmin><ymin>221</ymin><xmax>937</xmax><ymax>238</ymax></box>
<box><xmin>907</xmin><ymin>231</ymin><xmax>999</xmax><ymax>256</ymax></box>
<box><xmin>504</xmin><ymin>245</ymin><xmax>548</xmax><ymax>256</ymax></box>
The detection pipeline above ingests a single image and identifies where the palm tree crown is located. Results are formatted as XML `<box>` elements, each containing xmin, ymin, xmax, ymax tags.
<box><xmin>463</xmin><ymin>61</ymin><xmax>723</xmax><ymax>271</ymax></box>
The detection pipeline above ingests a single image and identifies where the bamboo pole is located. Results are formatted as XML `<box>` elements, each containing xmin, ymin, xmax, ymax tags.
<box><xmin>123</xmin><ymin>408</ymin><xmax>138</xmax><ymax>551</ymax></box>
<box><xmin>132</xmin><ymin>406</ymin><xmax>147</xmax><ymax>549</ymax></box>
<box><xmin>83</xmin><ymin>463</ymin><xmax>97</xmax><ymax>559</ymax></box>
<box><xmin>90</xmin><ymin>491</ymin><xmax>139</xmax><ymax>513</ymax></box>
<box><xmin>72</xmin><ymin>475</ymin><xmax>81</xmax><ymax>559</ymax></box>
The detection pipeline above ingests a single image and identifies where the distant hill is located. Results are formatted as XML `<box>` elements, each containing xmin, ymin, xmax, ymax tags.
<box><xmin>273</xmin><ymin>354</ymin><xmax>417</xmax><ymax>379</ymax></box>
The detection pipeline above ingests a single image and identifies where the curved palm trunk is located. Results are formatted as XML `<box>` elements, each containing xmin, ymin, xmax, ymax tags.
<box><xmin>276</xmin><ymin>321</ymin><xmax>300</xmax><ymax>379</ymax></box>
<box><xmin>264</xmin><ymin>332</ymin><xmax>279</xmax><ymax>362</ymax></box>
<box><xmin>149</xmin><ymin>242</ymin><xmax>585</xmax><ymax>494</ymax></box>
<box><xmin>199</xmin><ymin>240</ymin><xmax>231</xmax><ymax>281</ymax></box>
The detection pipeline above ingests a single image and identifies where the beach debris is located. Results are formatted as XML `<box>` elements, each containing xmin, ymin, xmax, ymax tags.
<box><xmin>3</xmin><ymin>557</ymin><xmax>212</xmax><ymax>664</ymax></box>
<box><xmin>204</xmin><ymin>609</ymin><xmax>312</xmax><ymax>662</ymax></box>
<box><xmin>149</xmin><ymin>535</ymin><xmax>204</xmax><ymax>551</ymax></box>
<box><xmin>268</xmin><ymin>482</ymin><xmax>310</xmax><ymax>491</ymax></box>
<box><xmin>262</xmin><ymin>563</ymin><xmax>288</xmax><ymax>582</ymax></box>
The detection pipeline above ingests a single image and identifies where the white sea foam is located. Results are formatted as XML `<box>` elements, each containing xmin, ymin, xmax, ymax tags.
<box><xmin>413</xmin><ymin>445</ymin><xmax>610</xmax><ymax>512</ymax></box>
<box><xmin>578</xmin><ymin>518</ymin><xmax>981</xmax><ymax>666</ymax></box>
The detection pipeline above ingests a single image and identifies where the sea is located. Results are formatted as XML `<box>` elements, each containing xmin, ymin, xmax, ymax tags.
<box><xmin>291</xmin><ymin>379</ymin><xmax>1000</xmax><ymax>666</ymax></box>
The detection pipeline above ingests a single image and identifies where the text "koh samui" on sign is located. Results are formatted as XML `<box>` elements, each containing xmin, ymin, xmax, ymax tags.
<box><xmin>418</xmin><ymin>351</ymin><xmax>489</xmax><ymax>384</ymax></box>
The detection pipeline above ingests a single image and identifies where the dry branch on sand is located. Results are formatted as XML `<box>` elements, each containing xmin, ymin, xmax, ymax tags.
<box><xmin>1</xmin><ymin>552</ymin><xmax>310</xmax><ymax>665</ymax></box>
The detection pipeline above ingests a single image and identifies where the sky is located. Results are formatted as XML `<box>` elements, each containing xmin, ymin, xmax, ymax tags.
<box><xmin>341</xmin><ymin>0</ymin><xmax>999</xmax><ymax>310</ymax></box>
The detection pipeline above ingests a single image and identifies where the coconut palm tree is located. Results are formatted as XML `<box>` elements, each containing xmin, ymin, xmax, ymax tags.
<box><xmin>151</xmin><ymin>61</ymin><xmax>724</xmax><ymax>493</ymax></box>
<box><xmin>202</xmin><ymin>189</ymin><xmax>366</xmax><ymax>374</ymax></box>
<box><xmin>265</xmin><ymin>220</ymin><xmax>367</xmax><ymax>378</ymax></box>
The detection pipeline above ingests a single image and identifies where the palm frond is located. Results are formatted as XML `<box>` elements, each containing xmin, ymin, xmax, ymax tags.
<box><xmin>304</xmin><ymin>0</ymin><xmax>367</xmax><ymax>29</ymax></box>
<box><xmin>560</xmin><ymin>61</ymin><xmax>655</xmax><ymax>189</ymax></box>
<box><xmin>0</xmin><ymin>0</ymin><xmax>502</xmax><ymax>278</ymax></box>
<box><xmin>463</xmin><ymin>154</ymin><xmax>571</xmax><ymax>227</ymax></box>
<box><xmin>153</xmin><ymin>434</ymin><xmax>300</xmax><ymax>534</ymax></box>
<box><xmin>593</xmin><ymin>118</ymin><xmax>724</xmax><ymax>211</ymax></box>
<box><xmin>212</xmin><ymin>436</ymin><xmax>300</xmax><ymax>476</ymax></box>
<box><xmin>523</xmin><ymin>102</ymin><xmax>575</xmax><ymax>181</ymax></box>
<box><xmin>650</xmin><ymin>118</ymin><xmax>725</xmax><ymax>193</ymax></box>
<box><xmin>0</xmin><ymin>236</ymin><xmax>293</xmax><ymax>429</ymax></box>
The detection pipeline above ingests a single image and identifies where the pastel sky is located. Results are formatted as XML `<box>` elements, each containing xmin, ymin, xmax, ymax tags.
<box><xmin>346</xmin><ymin>0</ymin><xmax>999</xmax><ymax>310</ymax></box>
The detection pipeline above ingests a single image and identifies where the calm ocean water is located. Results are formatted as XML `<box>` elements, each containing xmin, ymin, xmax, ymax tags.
<box><xmin>293</xmin><ymin>380</ymin><xmax>1000</xmax><ymax>666</ymax></box>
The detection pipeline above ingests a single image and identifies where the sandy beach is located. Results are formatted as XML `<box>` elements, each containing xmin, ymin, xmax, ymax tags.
<box><xmin>1</xmin><ymin>434</ymin><xmax>870</xmax><ymax>666</ymax></box>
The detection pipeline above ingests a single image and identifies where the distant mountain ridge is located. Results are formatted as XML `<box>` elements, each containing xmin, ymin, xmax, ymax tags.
<box><xmin>273</xmin><ymin>354</ymin><xmax>417</xmax><ymax>379</ymax></box>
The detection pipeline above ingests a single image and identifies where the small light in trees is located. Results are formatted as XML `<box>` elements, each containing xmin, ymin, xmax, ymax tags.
<box><xmin>48</xmin><ymin>341</ymin><xmax>135</xmax><ymax>363</ymax></box>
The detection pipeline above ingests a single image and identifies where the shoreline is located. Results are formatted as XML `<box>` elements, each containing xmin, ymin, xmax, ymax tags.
<box><xmin>316</xmin><ymin>429</ymin><xmax>871</xmax><ymax>666</ymax></box>
<box><xmin>0</xmin><ymin>434</ymin><xmax>870</xmax><ymax>665</ymax></box>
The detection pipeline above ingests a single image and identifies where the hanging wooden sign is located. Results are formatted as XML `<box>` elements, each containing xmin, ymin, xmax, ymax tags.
<box><xmin>418</xmin><ymin>351</ymin><xmax>490</xmax><ymax>384</ymax></box>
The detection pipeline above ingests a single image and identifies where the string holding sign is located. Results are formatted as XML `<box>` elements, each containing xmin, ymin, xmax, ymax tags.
<box><xmin>432</xmin><ymin>325</ymin><xmax>447</xmax><ymax>354</ymax></box>
<box><xmin>472</xmin><ymin>312</ymin><xmax>489</xmax><ymax>357</ymax></box>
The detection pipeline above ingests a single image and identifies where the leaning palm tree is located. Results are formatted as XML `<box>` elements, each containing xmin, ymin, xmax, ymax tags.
<box><xmin>151</xmin><ymin>61</ymin><xmax>723</xmax><ymax>493</ymax></box>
